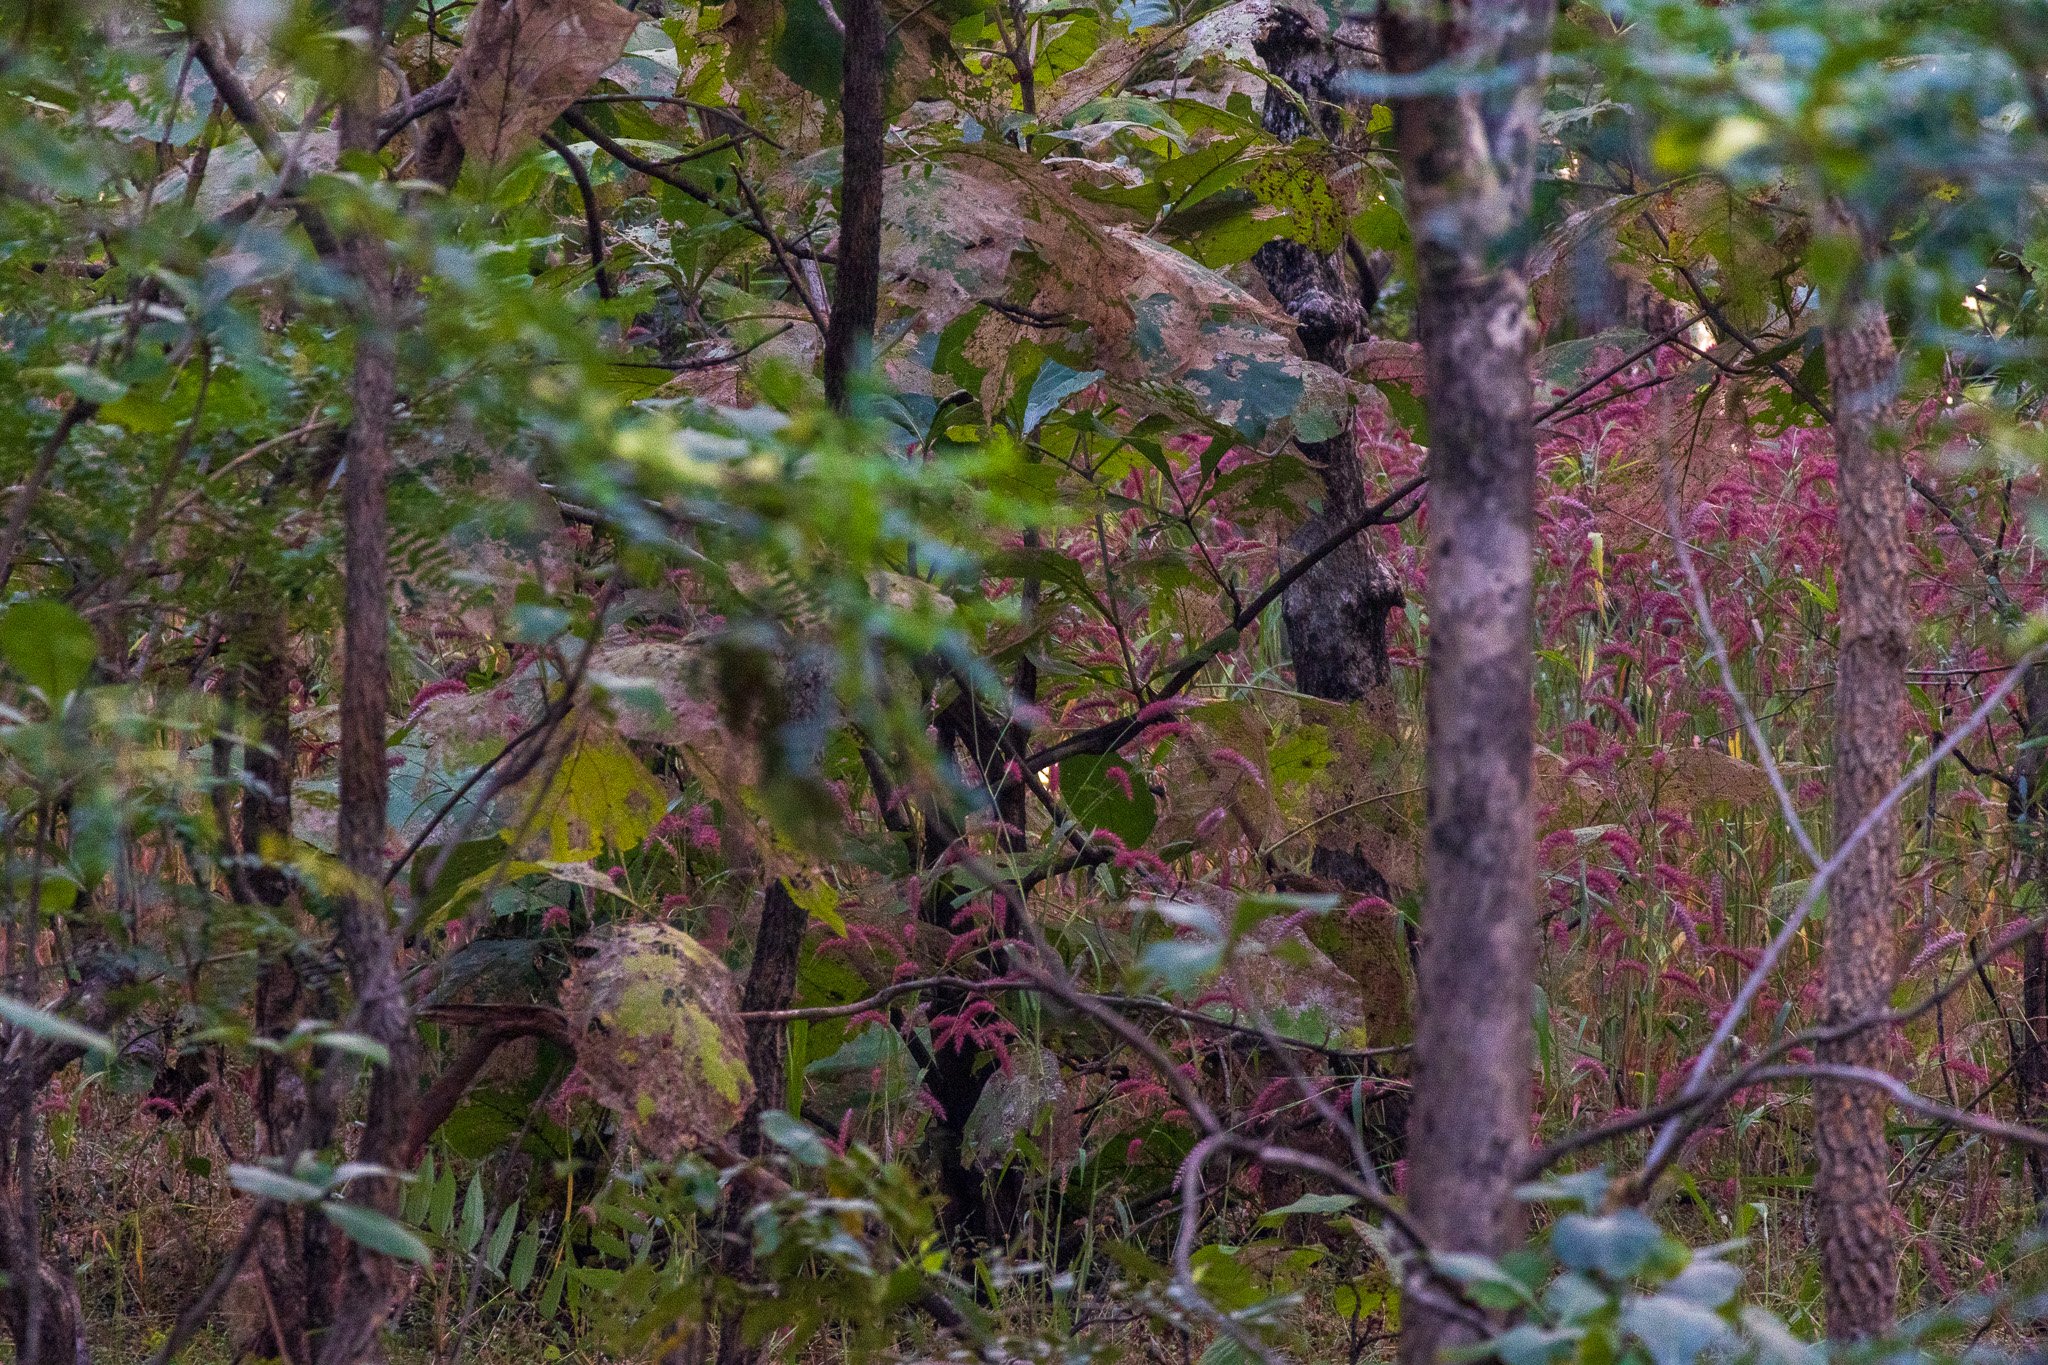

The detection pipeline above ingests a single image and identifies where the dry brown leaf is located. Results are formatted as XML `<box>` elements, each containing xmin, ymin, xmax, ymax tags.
<box><xmin>451</xmin><ymin>0</ymin><xmax>640</xmax><ymax>167</ymax></box>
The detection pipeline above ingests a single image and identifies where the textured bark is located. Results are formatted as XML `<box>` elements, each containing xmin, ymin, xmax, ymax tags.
<box><xmin>317</xmin><ymin>10</ymin><xmax>421</xmax><ymax>1361</ymax></box>
<box><xmin>1816</xmin><ymin>285</ymin><xmax>1905</xmax><ymax>1340</ymax></box>
<box><xmin>1378</xmin><ymin>2</ymin><xmax>1551</xmax><ymax>1362</ymax></box>
<box><xmin>735</xmin><ymin>879</ymin><xmax>809</xmax><ymax>1155</ymax></box>
<box><xmin>1250</xmin><ymin>9</ymin><xmax>1412</xmax><ymax>1075</ymax></box>
<box><xmin>821</xmin><ymin>0</ymin><xmax>885</xmax><ymax>409</ymax></box>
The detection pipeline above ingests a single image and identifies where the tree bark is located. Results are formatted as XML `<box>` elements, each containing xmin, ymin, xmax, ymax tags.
<box><xmin>821</xmin><ymin>0</ymin><xmax>885</xmax><ymax>409</ymax></box>
<box><xmin>1378</xmin><ymin>2</ymin><xmax>1551</xmax><ymax>1362</ymax></box>
<box><xmin>316</xmin><ymin>9</ymin><xmax>421</xmax><ymax>1361</ymax></box>
<box><xmin>1816</xmin><ymin>277</ymin><xmax>1906</xmax><ymax>1340</ymax></box>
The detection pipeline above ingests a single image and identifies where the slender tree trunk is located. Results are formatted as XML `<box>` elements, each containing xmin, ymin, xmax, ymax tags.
<box><xmin>821</xmin><ymin>0</ymin><xmax>885</xmax><ymax>409</ymax></box>
<box><xmin>2016</xmin><ymin>665</ymin><xmax>2048</xmax><ymax>1204</ymax></box>
<box><xmin>712</xmin><ymin>21</ymin><xmax>883</xmax><ymax>1357</ymax></box>
<box><xmin>1379</xmin><ymin>2</ymin><xmax>1551</xmax><ymax>1362</ymax></box>
<box><xmin>316</xmin><ymin>10</ymin><xmax>420</xmax><ymax>1361</ymax></box>
<box><xmin>1816</xmin><ymin>274</ymin><xmax>1906</xmax><ymax>1340</ymax></box>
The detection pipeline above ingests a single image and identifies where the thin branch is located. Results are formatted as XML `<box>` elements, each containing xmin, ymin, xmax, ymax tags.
<box><xmin>1529</xmin><ymin>908</ymin><xmax>2048</xmax><ymax>1174</ymax></box>
<box><xmin>539</xmin><ymin>130</ymin><xmax>613</xmax><ymax>299</ymax></box>
<box><xmin>142</xmin><ymin>1207</ymin><xmax>270</xmax><ymax>1365</ymax></box>
<box><xmin>188</xmin><ymin>41</ymin><xmax>342</xmax><ymax>259</ymax></box>
<box><xmin>1637</xmin><ymin>644</ymin><xmax>2048</xmax><ymax>1176</ymax></box>
<box><xmin>1533</xmin><ymin>311</ymin><xmax>1702</xmax><ymax>424</ymax></box>
<box><xmin>1659</xmin><ymin>441</ymin><xmax>1824</xmax><ymax>869</ymax></box>
<box><xmin>1028</xmin><ymin>473</ymin><xmax>1427</xmax><ymax>770</ymax></box>
<box><xmin>0</xmin><ymin>401</ymin><xmax>94</xmax><ymax>595</ymax></box>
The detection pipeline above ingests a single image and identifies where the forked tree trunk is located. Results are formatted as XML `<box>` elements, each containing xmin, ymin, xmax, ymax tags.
<box><xmin>1377</xmin><ymin>2</ymin><xmax>1551</xmax><ymax>1362</ymax></box>
<box><xmin>1816</xmin><ymin>272</ymin><xmax>1906</xmax><ymax>1340</ymax></box>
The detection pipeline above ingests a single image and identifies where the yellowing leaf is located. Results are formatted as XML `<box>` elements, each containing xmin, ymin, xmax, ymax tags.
<box><xmin>519</xmin><ymin>724</ymin><xmax>670</xmax><ymax>862</ymax></box>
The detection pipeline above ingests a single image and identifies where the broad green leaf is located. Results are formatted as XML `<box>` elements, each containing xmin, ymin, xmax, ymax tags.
<box><xmin>28</xmin><ymin>364</ymin><xmax>124</xmax><ymax>404</ymax></box>
<box><xmin>1060</xmin><ymin>752</ymin><xmax>1157</xmax><ymax>848</ymax></box>
<box><xmin>1259</xmin><ymin>1193</ymin><xmax>1357</xmax><ymax>1226</ymax></box>
<box><xmin>520</xmin><ymin>727</ymin><xmax>669</xmax><ymax>861</ymax></box>
<box><xmin>1023</xmin><ymin>361</ymin><xmax>1104</xmax><ymax>434</ymax></box>
<box><xmin>760</xmin><ymin>1109</ymin><xmax>832</xmax><ymax>1167</ymax></box>
<box><xmin>1551</xmin><ymin>1209</ymin><xmax>1679</xmax><ymax>1279</ymax></box>
<box><xmin>229</xmin><ymin>1163</ymin><xmax>329</xmax><ymax>1204</ymax></box>
<box><xmin>487</xmin><ymin>1205</ymin><xmax>519</xmax><ymax>1272</ymax></box>
<box><xmin>314</xmin><ymin>1031</ymin><xmax>392</xmax><ymax>1066</ymax></box>
<box><xmin>459</xmin><ymin>1172</ymin><xmax>486</xmax><ymax>1252</ymax></box>
<box><xmin>1621</xmin><ymin>1293</ymin><xmax>1736</xmax><ymax>1365</ymax></box>
<box><xmin>0</xmin><ymin>599</ymin><xmax>97</xmax><ymax>700</ymax></box>
<box><xmin>509</xmin><ymin>1227</ymin><xmax>541</xmax><ymax>1291</ymax></box>
<box><xmin>322</xmin><ymin>1201</ymin><xmax>436</xmax><ymax>1266</ymax></box>
<box><xmin>0</xmin><ymin>994</ymin><xmax>112</xmax><ymax>1057</ymax></box>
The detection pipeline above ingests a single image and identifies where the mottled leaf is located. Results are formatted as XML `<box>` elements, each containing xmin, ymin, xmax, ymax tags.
<box><xmin>564</xmin><ymin>922</ymin><xmax>754</xmax><ymax>1156</ymax></box>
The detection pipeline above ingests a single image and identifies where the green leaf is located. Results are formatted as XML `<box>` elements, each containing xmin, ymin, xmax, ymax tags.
<box><xmin>1551</xmin><ymin>1209</ymin><xmax>1675</xmax><ymax>1279</ymax></box>
<box><xmin>28</xmin><ymin>364</ymin><xmax>124</xmax><ymax>404</ymax></box>
<box><xmin>230</xmin><ymin>1163</ymin><xmax>330</xmax><ymax>1204</ymax></box>
<box><xmin>313</xmin><ymin>1031</ymin><xmax>392</xmax><ymax>1066</ymax></box>
<box><xmin>487</xmin><ymin>1204</ymin><xmax>519</xmax><ymax>1272</ymax></box>
<box><xmin>0</xmin><ymin>599</ymin><xmax>97</xmax><ymax>699</ymax></box>
<box><xmin>459</xmin><ymin>1172</ymin><xmax>486</xmax><ymax>1252</ymax></box>
<box><xmin>1060</xmin><ymin>752</ymin><xmax>1157</xmax><ymax>848</ymax></box>
<box><xmin>509</xmin><ymin>1227</ymin><xmax>541</xmax><ymax>1292</ymax></box>
<box><xmin>1023</xmin><ymin>361</ymin><xmax>1104</xmax><ymax>434</ymax></box>
<box><xmin>1138</xmin><ymin>938</ymin><xmax>1221</xmax><ymax>994</ymax></box>
<box><xmin>0</xmin><ymin>994</ymin><xmax>113</xmax><ymax>1057</ymax></box>
<box><xmin>759</xmin><ymin>1109</ymin><xmax>832</xmax><ymax>1167</ymax></box>
<box><xmin>429</xmin><ymin>1162</ymin><xmax>458</xmax><ymax>1237</ymax></box>
<box><xmin>1258</xmin><ymin>1192</ymin><xmax>1357</xmax><ymax>1227</ymax></box>
<box><xmin>1621</xmin><ymin>1293</ymin><xmax>1736</xmax><ymax>1365</ymax></box>
<box><xmin>321</xmin><ymin>1201</ymin><xmax>435</xmax><ymax>1266</ymax></box>
<box><xmin>521</xmin><ymin>728</ymin><xmax>668</xmax><ymax>861</ymax></box>
<box><xmin>1431</xmin><ymin>1252</ymin><xmax>1537</xmax><ymax>1311</ymax></box>
<box><xmin>1491</xmin><ymin>1323</ymin><xmax>1584</xmax><ymax>1365</ymax></box>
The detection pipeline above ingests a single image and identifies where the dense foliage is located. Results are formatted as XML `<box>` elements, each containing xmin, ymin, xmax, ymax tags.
<box><xmin>6</xmin><ymin>1</ymin><xmax>2048</xmax><ymax>1363</ymax></box>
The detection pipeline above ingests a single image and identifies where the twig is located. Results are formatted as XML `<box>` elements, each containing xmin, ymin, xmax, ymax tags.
<box><xmin>539</xmin><ymin>130</ymin><xmax>613</xmax><ymax>299</ymax></box>
<box><xmin>0</xmin><ymin>401</ymin><xmax>94</xmax><ymax>595</ymax></box>
<box><xmin>1529</xmin><ymin>908</ymin><xmax>2048</xmax><ymax>1173</ymax></box>
<box><xmin>1659</xmin><ymin>439</ymin><xmax>1824</xmax><ymax>869</ymax></box>
<box><xmin>1028</xmin><ymin>473</ymin><xmax>1427</xmax><ymax>770</ymax></box>
<box><xmin>1533</xmin><ymin>312</ymin><xmax>1702</xmax><ymax>424</ymax></box>
<box><xmin>1635</xmin><ymin>647</ymin><xmax>2048</xmax><ymax>1177</ymax></box>
<box><xmin>142</xmin><ymin>1207</ymin><xmax>270</xmax><ymax>1365</ymax></box>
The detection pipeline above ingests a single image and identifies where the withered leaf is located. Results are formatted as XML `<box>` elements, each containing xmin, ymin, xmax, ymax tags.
<box><xmin>452</xmin><ymin>0</ymin><xmax>640</xmax><ymax>168</ymax></box>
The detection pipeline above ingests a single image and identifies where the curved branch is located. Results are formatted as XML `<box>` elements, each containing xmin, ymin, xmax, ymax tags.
<box><xmin>539</xmin><ymin>130</ymin><xmax>612</xmax><ymax>300</ymax></box>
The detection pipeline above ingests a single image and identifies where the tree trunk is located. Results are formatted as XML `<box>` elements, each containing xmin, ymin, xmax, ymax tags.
<box><xmin>1378</xmin><ymin>3</ymin><xmax>1551</xmax><ymax>1362</ymax></box>
<box><xmin>316</xmin><ymin>9</ymin><xmax>421</xmax><ymax>1360</ymax></box>
<box><xmin>1250</xmin><ymin>7</ymin><xmax>1412</xmax><ymax>1131</ymax></box>
<box><xmin>821</xmin><ymin>0</ymin><xmax>885</xmax><ymax>409</ymax></box>
<box><xmin>1816</xmin><ymin>278</ymin><xmax>1906</xmax><ymax>1340</ymax></box>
